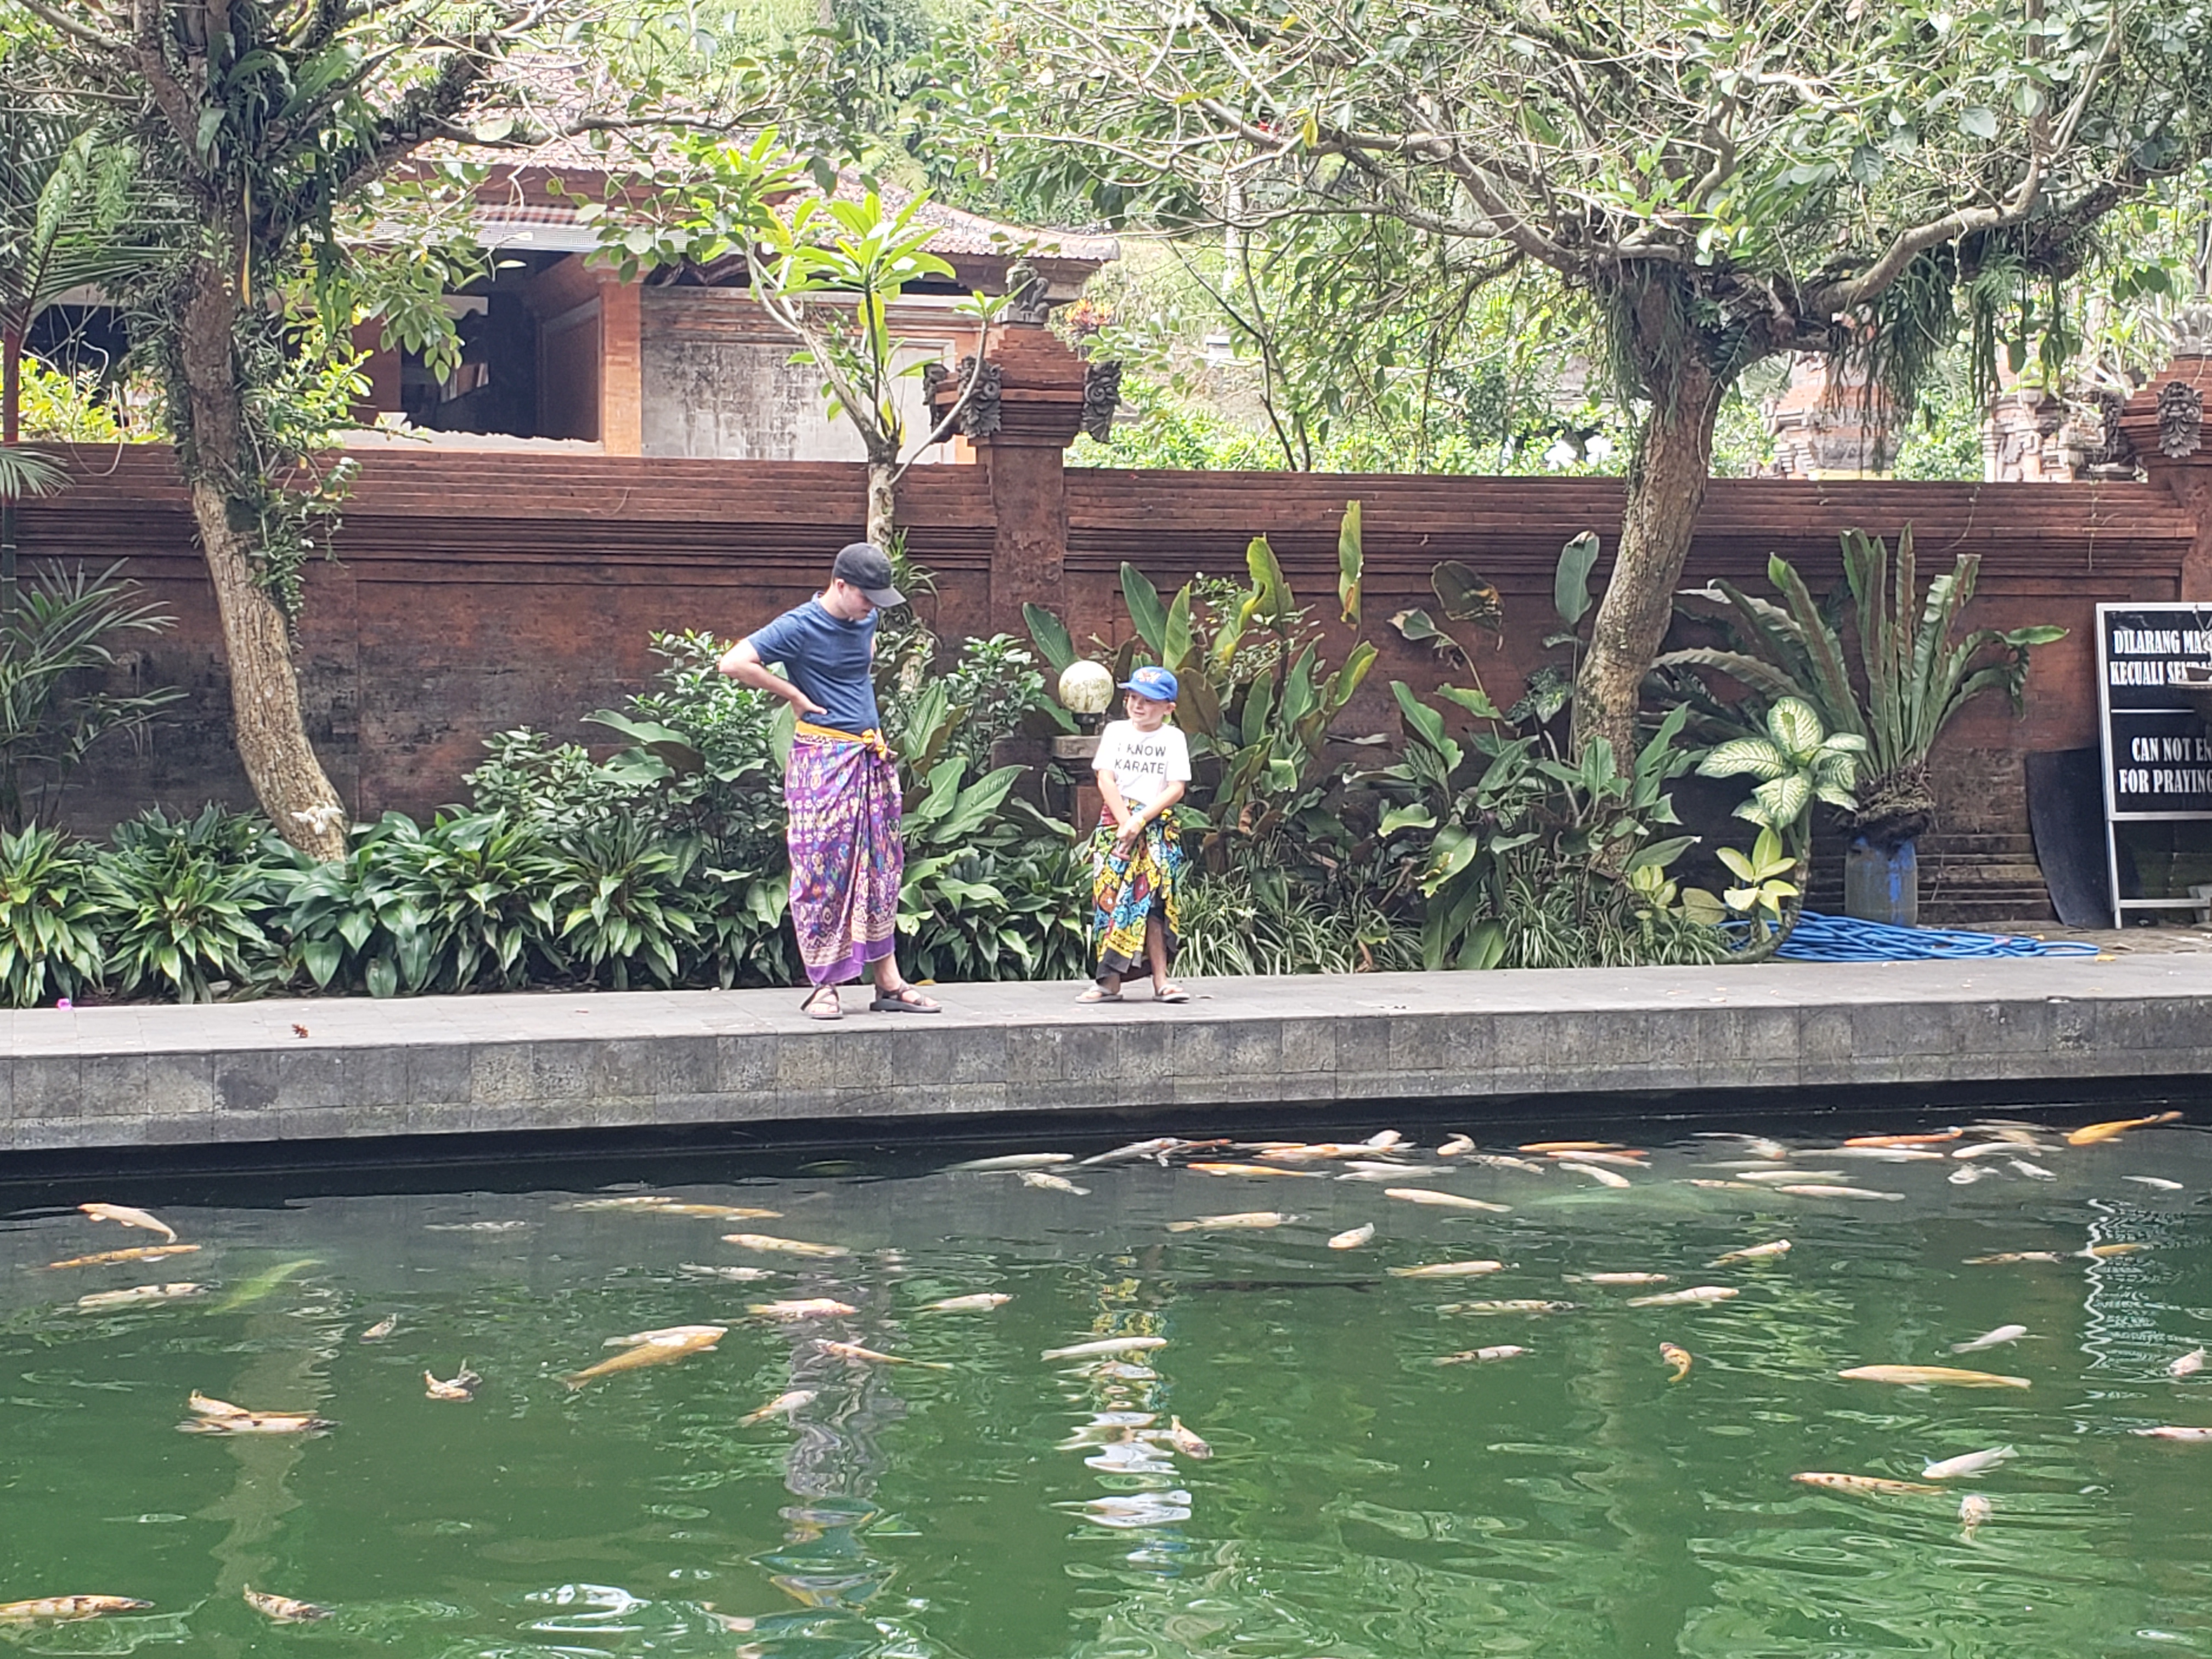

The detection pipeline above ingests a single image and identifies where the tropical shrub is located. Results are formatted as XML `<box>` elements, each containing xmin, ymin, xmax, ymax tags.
<box><xmin>1657</xmin><ymin>526</ymin><xmax>2064</xmax><ymax>849</ymax></box>
<box><xmin>1177</xmin><ymin>861</ymin><xmax>1419</xmax><ymax>977</ymax></box>
<box><xmin>283</xmin><ymin>817</ymin><xmax>432</xmax><ymax>998</ymax></box>
<box><xmin>1024</xmin><ymin>506</ymin><xmax>1379</xmax><ymax>882</ymax></box>
<box><xmin>1375</xmin><ymin>688</ymin><xmax>1725</xmax><ymax>969</ymax></box>
<box><xmin>93</xmin><ymin>805</ymin><xmax>287</xmax><ymax>1002</ymax></box>
<box><xmin>544</xmin><ymin>819</ymin><xmax>703</xmax><ymax>991</ymax></box>
<box><xmin>0</xmin><ymin>823</ymin><xmax>103</xmax><ymax>1005</ymax></box>
<box><xmin>387</xmin><ymin>811</ymin><xmax>563</xmax><ymax>993</ymax></box>
<box><xmin>940</xmin><ymin>633</ymin><xmax>1055</xmax><ymax>768</ymax></box>
<box><xmin>1695</xmin><ymin>695</ymin><xmax>1865</xmax><ymax>954</ymax></box>
<box><xmin>284</xmin><ymin>811</ymin><xmax>568</xmax><ymax>997</ymax></box>
<box><xmin>896</xmin><ymin>674</ymin><xmax>1086</xmax><ymax>983</ymax></box>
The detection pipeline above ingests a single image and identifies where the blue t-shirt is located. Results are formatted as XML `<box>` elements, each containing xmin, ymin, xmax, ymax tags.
<box><xmin>746</xmin><ymin>599</ymin><xmax>881</xmax><ymax>735</ymax></box>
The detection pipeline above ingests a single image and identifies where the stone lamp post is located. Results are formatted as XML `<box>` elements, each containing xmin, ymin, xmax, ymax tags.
<box><xmin>1056</xmin><ymin>659</ymin><xmax>1114</xmax><ymax>829</ymax></box>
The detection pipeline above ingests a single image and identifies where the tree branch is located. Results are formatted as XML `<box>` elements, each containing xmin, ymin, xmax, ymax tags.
<box><xmin>117</xmin><ymin>0</ymin><xmax>210</xmax><ymax>180</ymax></box>
<box><xmin>889</xmin><ymin>319</ymin><xmax>995</xmax><ymax>485</ymax></box>
<box><xmin>12</xmin><ymin>0</ymin><xmax>119</xmax><ymax>49</ymax></box>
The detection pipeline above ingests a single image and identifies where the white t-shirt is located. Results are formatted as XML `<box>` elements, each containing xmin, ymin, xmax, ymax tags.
<box><xmin>1093</xmin><ymin>718</ymin><xmax>1192</xmax><ymax>814</ymax></box>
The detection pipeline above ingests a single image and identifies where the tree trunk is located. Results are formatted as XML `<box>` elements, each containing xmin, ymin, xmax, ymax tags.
<box><xmin>1571</xmin><ymin>359</ymin><xmax>1725</xmax><ymax>763</ymax></box>
<box><xmin>865</xmin><ymin>458</ymin><xmax>896</xmax><ymax>549</ymax></box>
<box><xmin>178</xmin><ymin>258</ymin><xmax>348</xmax><ymax>862</ymax></box>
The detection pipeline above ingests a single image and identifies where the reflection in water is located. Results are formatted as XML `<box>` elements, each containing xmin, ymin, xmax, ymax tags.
<box><xmin>1</xmin><ymin>1116</ymin><xmax>2210</xmax><ymax>1657</ymax></box>
<box><xmin>746</xmin><ymin>1262</ymin><xmax>911</xmax><ymax>1659</ymax></box>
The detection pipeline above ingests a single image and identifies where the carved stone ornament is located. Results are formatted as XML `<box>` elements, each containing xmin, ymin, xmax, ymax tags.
<box><xmin>920</xmin><ymin>361</ymin><xmax>950</xmax><ymax>404</ymax></box>
<box><xmin>2158</xmin><ymin>379</ymin><xmax>2205</xmax><ymax>460</ymax></box>
<box><xmin>955</xmin><ymin>356</ymin><xmax>1003</xmax><ymax>439</ymax></box>
<box><xmin>2090</xmin><ymin>389</ymin><xmax>2134</xmax><ymax>467</ymax></box>
<box><xmin>1081</xmin><ymin>360</ymin><xmax>1124</xmax><ymax>443</ymax></box>
<box><xmin>1003</xmin><ymin>261</ymin><xmax>1053</xmax><ymax>326</ymax></box>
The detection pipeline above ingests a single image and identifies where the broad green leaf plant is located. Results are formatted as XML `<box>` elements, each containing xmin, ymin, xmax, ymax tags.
<box><xmin>1660</xmin><ymin>525</ymin><xmax>2064</xmax><ymax>849</ymax></box>
<box><xmin>1373</xmin><ymin>534</ymin><xmax>1723</xmax><ymax>971</ymax></box>
<box><xmin>1695</xmin><ymin>695</ymin><xmax>1864</xmax><ymax>951</ymax></box>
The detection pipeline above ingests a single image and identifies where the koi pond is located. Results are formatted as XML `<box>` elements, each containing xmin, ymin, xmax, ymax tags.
<box><xmin>2</xmin><ymin>1111</ymin><xmax>2208</xmax><ymax>1658</ymax></box>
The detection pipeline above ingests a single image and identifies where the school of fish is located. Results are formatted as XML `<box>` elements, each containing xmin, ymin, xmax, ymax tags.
<box><xmin>4</xmin><ymin>1108</ymin><xmax>2202</xmax><ymax>1625</ymax></box>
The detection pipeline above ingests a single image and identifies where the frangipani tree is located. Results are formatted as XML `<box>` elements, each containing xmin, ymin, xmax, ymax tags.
<box><xmin>971</xmin><ymin>0</ymin><xmax>2212</xmax><ymax>762</ymax></box>
<box><xmin>585</xmin><ymin>133</ymin><xmax>1007</xmax><ymax>545</ymax></box>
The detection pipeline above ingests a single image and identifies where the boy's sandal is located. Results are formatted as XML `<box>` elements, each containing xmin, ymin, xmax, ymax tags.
<box><xmin>869</xmin><ymin>984</ymin><xmax>941</xmax><ymax>1013</ymax></box>
<box><xmin>1153</xmin><ymin>984</ymin><xmax>1191</xmax><ymax>1004</ymax></box>
<box><xmin>800</xmin><ymin>986</ymin><xmax>842</xmax><ymax>1021</ymax></box>
<box><xmin>1076</xmin><ymin>985</ymin><xmax>1122</xmax><ymax>1003</ymax></box>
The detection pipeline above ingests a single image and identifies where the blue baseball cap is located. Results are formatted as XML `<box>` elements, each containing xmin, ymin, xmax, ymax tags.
<box><xmin>1120</xmin><ymin>665</ymin><xmax>1179</xmax><ymax>701</ymax></box>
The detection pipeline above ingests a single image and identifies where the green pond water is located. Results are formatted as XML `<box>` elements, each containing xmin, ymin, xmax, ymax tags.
<box><xmin>2</xmin><ymin>1113</ymin><xmax>2210</xmax><ymax>1658</ymax></box>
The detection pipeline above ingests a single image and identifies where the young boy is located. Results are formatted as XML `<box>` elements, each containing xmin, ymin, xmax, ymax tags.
<box><xmin>1080</xmin><ymin>664</ymin><xmax>1192</xmax><ymax>1003</ymax></box>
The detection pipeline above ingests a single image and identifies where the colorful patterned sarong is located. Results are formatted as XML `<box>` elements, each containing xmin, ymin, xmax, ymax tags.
<box><xmin>1088</xmin><ymin>816</ymin><xmax>1184</xmax><ymax>982</ymax></box>
<box><xmin>786</xmin><ymin>723</ymin><xmax>905</xmax><ymax>987</ymax></box>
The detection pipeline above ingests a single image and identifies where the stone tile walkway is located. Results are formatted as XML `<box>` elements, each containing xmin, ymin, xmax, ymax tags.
<box><xmin>3</xmin><ymin>955</ymin><xmax>2208</xmax><ymax>1155</ymax></box>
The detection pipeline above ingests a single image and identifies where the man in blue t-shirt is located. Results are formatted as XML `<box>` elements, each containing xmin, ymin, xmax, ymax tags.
<box><xmin>720</xmin><ymin>543</ymin><xmax>942</xmax><ymax>1019</ymax></box>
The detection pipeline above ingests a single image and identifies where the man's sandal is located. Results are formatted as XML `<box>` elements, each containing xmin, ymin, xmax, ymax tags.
<box><xmin>869</xmin><ymin>984</ymin><xmax>941</xmax><ymax>1013</ymax></box>
<box><xmin>800</xmin><ymin>986</ymin><xmax>842</xmax><ymax>1021</ymax></box>
<box><xmin>1153</xmin><ymin>984</ymin><xmax>1190</xmax><ymax>1004</ymax></box>
<box><xmin>1076</xmin><ymin>985</ymin><xmax>1122</xmax><ymax>1003</ymax></box>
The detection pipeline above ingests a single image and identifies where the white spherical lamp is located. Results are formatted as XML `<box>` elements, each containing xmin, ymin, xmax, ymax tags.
<box><xmin>1057</xmin><ymin>659</ymin><xmax>1116</xmax><ymax>717</ymax></box>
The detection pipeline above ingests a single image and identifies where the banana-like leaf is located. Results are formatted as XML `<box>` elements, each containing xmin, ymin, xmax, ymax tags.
<box><xmin>1554</xmin><ymin>532</ymin><xmax>1601</xmax><ymax>628</ymax></box>
<box><xmin>1625</xmin><ymin>833</ymin><xmax>1697</xmax><ymax>873</ymax></box>
<box><xmin>1209</xmin><ymin>590</ymin><xmax>1259</xmax><ymax>675</ymax></box>
<box><xmin>1240</xmin><ymin>668</ymin><xmax>1278</xmax><ymax>749</ymax></box>
<box><xmin>1432</xmin><ymin>561</ymin><xmax>1504</xmax><ymax>633</ymax></box>
<box><xmin>1338</xmin><ymin>500</ymin><xmax>1363</xmax><ymax>625</ymax></box>
<box><xmin>1463</xmin><ymin>919</ymin><xmax>1507</xmax><ymax>971</ymax></box>
<box><xmin>1120</xmin><ymin>563</ymin><xmax>1167</xmax><ymax>658</ymax></box>
<box><xmin>1163</xmin><ymin>582</ymin><xmax>1195</xmax><ymax>675</ymax></box>
<box><xmin>770</xmin><ymin>701</ymin><xmax>797</xmax><ymax>770</ymax></box>
<box><xmin>1324</xmin><ymin>642</ymin><xmax>1379</xmax><ymax>715</ymax></box>
<box><xmin>1278</xmin><ymin>644</ymin><xmax>1319</xmax><ymax>731</ymax></box>
<box><xmin>1023</xmin><ymin>603</ymin><xmax>1076</xmax><ymax>676</ymax></box>
<box><xmin>1246</xmin><ymin>534</ymin><xmax>1290</xmax><ymax>627</ymax></box>
<box><xmin>1178</xmin><ymin>662</ymin><xmax>1223</xmax><ymax>740</ymax></box>
<box><xmin>1390</xmin><ymin>679</ymin><xmax>1457</xmax><ymax>768</ymax></box>
<box><xmin>1636</xmin><ymin>702</ymin><xmax>1695</xmax><ymax>786</ymax></box>
<box><xmin>1379</xmin><ymin>803</ymin><xmax>1435</xmax><ymax>837</ymax></box>
<box><xmin>1431</xmin><ymin>682</ymin><xmax>1503</xmax><ymax>721</ymax></box>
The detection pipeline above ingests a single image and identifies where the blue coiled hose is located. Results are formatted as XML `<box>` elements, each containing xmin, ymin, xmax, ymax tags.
<box><xmin>1745</xmin><ymin>911</ymin><xmax>2102</xmax><ymax>961</ymax></box>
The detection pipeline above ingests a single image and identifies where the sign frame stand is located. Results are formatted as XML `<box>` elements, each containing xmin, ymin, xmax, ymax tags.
<box><xmin>2095</xmin><ymin>601</ymin><xmax>2212</xmax><ymax>925</ymax></box>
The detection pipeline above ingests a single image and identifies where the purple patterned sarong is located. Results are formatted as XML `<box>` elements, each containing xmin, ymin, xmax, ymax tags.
<box><xmin>786</xmin><ymin>724</ymin><xmax>905</xmax><ymax>987</ymax></box>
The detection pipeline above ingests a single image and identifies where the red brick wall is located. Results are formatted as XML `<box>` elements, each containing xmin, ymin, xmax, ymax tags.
<box><xmin>18</xmin><ymin>446</ymin><xmax>2197</xmax><ymax>835</ymax></box>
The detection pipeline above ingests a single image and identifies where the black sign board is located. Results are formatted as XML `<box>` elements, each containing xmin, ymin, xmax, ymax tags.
<box><xmin>2097</xmin><ymin>602</ymin><xmax>2212</xmax><ymax>918</ymax></box>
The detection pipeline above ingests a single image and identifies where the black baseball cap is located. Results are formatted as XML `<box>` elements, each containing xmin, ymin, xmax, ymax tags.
<box><xmin>831</xmin><ymin>542</ymin><xmax>905</xmax><ymax>607</ymax></box>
